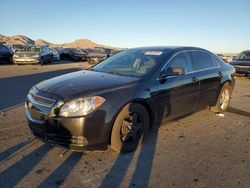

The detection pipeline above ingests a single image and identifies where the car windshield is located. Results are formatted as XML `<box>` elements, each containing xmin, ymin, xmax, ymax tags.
<box><xmin>92</xmin><ymin>50</ymin><xmax>168</xmax><ymax>77</ymax></box>
<box><xmin>235</xmin><ymin>51</ymin><xmax>250</xmax><ymax>61</ymax></box>
<box><xmin>20</xmin><ymin>46</ymin><xmax>41</xmax><ymax>52</ymax></box>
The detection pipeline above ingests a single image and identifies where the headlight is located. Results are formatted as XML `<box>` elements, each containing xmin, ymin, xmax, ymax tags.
<box><xmin>33</xmin><ymin>54</ymin><xmax>39</xmax><ymax>58</ymax></box>
<box><xmin>59</xmin><ymin>96</ymin><xmax>105</xmax><ymax>117</ymax></box>
<box><xmin>13</xmin><ymin>54</ymin><xmax>18</xmax><ymax>57</ymax></box>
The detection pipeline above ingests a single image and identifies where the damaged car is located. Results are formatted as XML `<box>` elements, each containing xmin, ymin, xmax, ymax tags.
<box><xmin>59</xmin><ymin>48</ymin><xmax>87</xmax><ymax>61</ymax></box>
<box><xmin>13</xmin><ymin>45</ymin><xmax>53</xmax><ymax>65</ymax></box>
<box><xmin>25</xmin><ymin>46</ymin><xmax>236</xmax><ymax>153</ymax></box>
<box><xmin>0</xmin><ymin>44</ymin><xmax>13</xmax><ymax>63</ymax></box>
<box><xmin>230</xmin><ymin>50</ymin><xmax>250</xmax><ymax>76</ymax></box>
<box><xmin>81</xmin><ymin>48</ymin><xmax>107</xmax><ymax>64</ymax></box>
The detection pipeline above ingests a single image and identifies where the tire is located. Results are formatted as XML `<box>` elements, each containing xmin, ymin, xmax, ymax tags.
<box><xmin>210</xmin><ymin>82</ymin><xmax>232</xmax><ymax>113</ymax></box>
<box><xmin>111</xmin><ymin>103</ymin><xmax>150</xmax><ymax>153</ymax></box>
<box><xmin>49</xmin><ymin>56</ymin><xmax>53</xmax><ymax>63</ymax></box>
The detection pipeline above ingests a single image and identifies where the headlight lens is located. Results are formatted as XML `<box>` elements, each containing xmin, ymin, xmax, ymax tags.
<box><xmin>59</xmin><ymin>96</ymin><xmax>105</xmax><ymax>117</ymax></box>
<box><xmin>33</xmin><ymin>54</ymin><xmax>39</xmax><ymax>58</ymax></box>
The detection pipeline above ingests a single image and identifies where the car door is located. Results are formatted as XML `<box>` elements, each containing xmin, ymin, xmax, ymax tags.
<box><xmin>190</xmin><ymin>51</ymin><xmax>222</xmax><ymax>109</ymax></box>
<box><xmin>44</xmin><ymin>47</ymin><xmax>50</xmax><ymax>61</ymax></box>
<box><xmin>154</xmin><ymin>51</ymin><xmax>199</xmax><ymax>122</ymax></box>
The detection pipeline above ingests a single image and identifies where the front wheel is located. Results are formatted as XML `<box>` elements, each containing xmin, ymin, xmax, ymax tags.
<box><xmin>210</xmin><ymin>83</ymin><xmax>232</xmax><ymax>113</ymax></box>
<box><xmin>110</xmin><ymin>103</ymin><xmax>150</xmax><ymax>153</ymax></box>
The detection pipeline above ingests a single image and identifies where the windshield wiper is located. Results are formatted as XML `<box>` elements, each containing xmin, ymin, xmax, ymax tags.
<box><xmin>107</xmin><ymin>71</ymin><xmax>126</xmax><ymax>76</ymax></box>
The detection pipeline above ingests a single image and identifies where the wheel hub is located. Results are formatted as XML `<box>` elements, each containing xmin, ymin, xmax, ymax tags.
<box><xmin>220</xmin><ymin>88</ymin><xmax>230</xmax><ymax>110</ymax></box>
<box><xmin>120</xmin><ymin>113</ymin><xmax>142</xmax><ymax>144</ymax></box>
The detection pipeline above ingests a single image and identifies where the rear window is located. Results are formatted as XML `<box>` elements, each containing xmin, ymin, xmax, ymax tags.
<box><xmin>192</xmin><ymin>51</ymin><xmax>218</xmax><ymax>70</ymax></box>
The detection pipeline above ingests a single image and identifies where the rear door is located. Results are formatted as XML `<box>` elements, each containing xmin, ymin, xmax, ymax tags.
<box><xmin>155</xmin><ymin>51</ymin><xmax>199</xmax><ymax>122</ymax></box>
<box><xmin>190</xmin><ymin>51</ymin><xmax>222</xmax><ymax>109</ymax></box>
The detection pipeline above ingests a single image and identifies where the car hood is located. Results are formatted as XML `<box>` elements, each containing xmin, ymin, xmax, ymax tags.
<box><xmin>231</xmin><ymin>60</ymin><xmax>250</xmax><ymax>66</ymax></box>
<box><xmin>36</xmin><ymin>70</ymin><xmax>139</xmax><ymax>100</ymax></box>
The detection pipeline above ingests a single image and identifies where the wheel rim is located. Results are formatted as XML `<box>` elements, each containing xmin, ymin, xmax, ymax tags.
<box><xmin>220</xmin><ymin>88</ymin><xmax>230</xmax><ymax>110</ymax></box>
<box><xmin>120</xmin><ymin>113</ymin><xmax>143</xmax><ymax>145</ymax></box>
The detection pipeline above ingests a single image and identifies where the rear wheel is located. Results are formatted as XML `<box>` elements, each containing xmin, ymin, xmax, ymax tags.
<box><xmin>49</xmin><ymin>56</ymin><xmax>53</xmax><ymax>63</ymax></box>
<box><xmin>210</xmin><ymin>83</ymin><xmax>232</xmax><ymax>113</ymax></box>
<box><xmin>111</xmin><ymin>103</ymin><xmax>149</xmax><ymax>153</ymax></box>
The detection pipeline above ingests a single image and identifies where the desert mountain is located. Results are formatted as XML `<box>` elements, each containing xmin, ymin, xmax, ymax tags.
<box><xmin>35</xmin><ymin>39</ymin><xmax>51</xmax><ymax>46</ymax></box>
<box><xmin>0</xmin><ymin>35</ymin><xmax>34</xmax><ymax>45</ymax></box>
<box><xmin>0</xmin><ymin>34</ymin><xmax>116</xmax><ymax>49</ymax></box>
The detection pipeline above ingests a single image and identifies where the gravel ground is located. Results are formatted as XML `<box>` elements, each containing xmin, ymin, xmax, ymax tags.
<box><xmin>0</xmin><ymin>62</ymin><xmax>250</xmax><ymax>188</ymax></box>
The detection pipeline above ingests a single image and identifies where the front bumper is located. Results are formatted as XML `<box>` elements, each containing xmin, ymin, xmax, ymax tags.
<box><xmin>13</xmin><ymin>57</ymin><xmax>40</xmax><ymax>64</ymax></box>
<box><xmin>25</xmin><ymin>89</ymin><xmax>114</xmax><ymax>151</ymax></box>
<box><xmin>233</xmin><ymin>65</ymin><xmax>250</xmax><ymax>75</ymax></box>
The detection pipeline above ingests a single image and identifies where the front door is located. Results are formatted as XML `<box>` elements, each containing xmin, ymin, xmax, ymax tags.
<box><xmin>153</xmin><ymin>51</ymin><xmax>199</xmax><ymax>123</ymax></box>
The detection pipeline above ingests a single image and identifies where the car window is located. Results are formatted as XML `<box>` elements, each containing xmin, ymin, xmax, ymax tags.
<box><xmin>162</xmin><ymin>52</ymin><xmax>193</xmax><ymax>74</ymax></box>
<box><xmin>192</xmin><ymin>51</ymin><xmax>218</xmax><ymax>70</ymax></box>
<box><xmin>93</xmin><ymin>50</ymin><xmax>168</xmax><ymax>77</ymax></box>
<box><xmin>236</xmin><ymin>51</ymin><xmax>250</xmax><ymax>60</ymax></box>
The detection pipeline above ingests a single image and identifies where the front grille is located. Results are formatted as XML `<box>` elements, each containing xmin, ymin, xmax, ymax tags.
<box><xmin>30</xmin><ymin>92</ymin><xmax>55</xmax><ymax>107</ymax></box>
<box><xmin>28</xmin><ymin>107</ymin><xmax>47</xmax><ymax>121</ymax></box>
<box><xmin>16</xmin><ymin>54</ymin><xmax>34</xmax><ymax>57</ymax></box>
<box><xmin>26</xmin><ymin>91</ymin><xmax>56</xmax><ymax>122</ymax></box>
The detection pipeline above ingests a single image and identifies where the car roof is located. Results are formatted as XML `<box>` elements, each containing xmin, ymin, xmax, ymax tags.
<box><xmin>129</xmin><ymin>46</ymin><xmax>210</xmax><ymax>53</ymax></box>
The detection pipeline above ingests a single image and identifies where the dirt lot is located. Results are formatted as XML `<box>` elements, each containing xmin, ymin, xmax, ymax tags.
<box><xmin>0</xmin><ymin>62</ymin><xmax>250</xmax><ymax>188</ymax></box>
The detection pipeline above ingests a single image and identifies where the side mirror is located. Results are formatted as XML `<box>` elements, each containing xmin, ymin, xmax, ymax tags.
<box><xmin>159</xmin><ymin>67</ymin><xmax>185</xmax><ymax>79</ymax></box>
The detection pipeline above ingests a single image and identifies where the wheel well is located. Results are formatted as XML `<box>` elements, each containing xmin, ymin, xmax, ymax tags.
<box><xmin>108</xmin><ymin>100</ymin><xmax>156</xmax><ymax>145</ymax></box>
<box><xmin>131</xmin><ymin>100</ymin><xmax>156</xmax><ymax>130</ymax></box>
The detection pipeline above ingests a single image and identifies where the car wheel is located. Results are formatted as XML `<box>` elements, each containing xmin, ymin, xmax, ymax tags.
<box><xmin>50</xmin><ymin>56</ymin><xmax>53</xmax><ymax>63</ymax></box>
<box><xmin>111</xmin><ymin>103</ymin><xmax>149</xmax><ymax>153</ymax></box>
<box><xmin>210</xmin><ymin>82</ymin><xmax>232</xmax><ymax>113</ymax></box>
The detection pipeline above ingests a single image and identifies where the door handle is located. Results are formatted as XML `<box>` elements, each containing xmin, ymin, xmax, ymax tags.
<box><xmin>192</xmin><ymin>76</ymin><xmax>199</xmax><ymax>82</ymax></box>
<box><xmin>218</xmin><ymin>71</ymin><xmax>223</xmax><ymax>77</ymax></box>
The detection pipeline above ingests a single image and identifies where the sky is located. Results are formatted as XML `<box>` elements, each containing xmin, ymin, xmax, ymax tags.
<box><xmin>0</xmin><ymin>0</ymin><xmax>249</xmax><ymax>53</ymax></box>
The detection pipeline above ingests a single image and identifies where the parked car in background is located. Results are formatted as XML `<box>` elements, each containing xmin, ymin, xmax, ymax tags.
<box><xmin>25</xmin><ymin>46</ymin><xmax>235</xmax><ymax>153</ymax></box>
<box><xmin>230</xmin><ymin>50</ymin><xmax>250</xmax><ymax>76</ymax></box>
<box><xmin>217</xmin><ymin>54</ymin><xmax>228</xmax><ymax>63</ymax></box>
<box><xmin>217</xmin><ymin>54</ymin><xmax>233</xmax><ymax>63</ymax></box>
<box><xmin>59</xmin><ymin>48</ymin><xmax>87</xmax><ymax>61</ymax></box>
<box><xmin>49</xmin><ymin>47</ymin><xmax>60</xmax><ymax>61</ymax></box>
<box><xmin>81</xmin><ymin>48</ymin><xmax>107</xmax><ymax>64</ymax></box>
<box><xmin>0</xmin><ymin>44</ymin><xmax>13</xmax><ymax>63</ymax></box>
<box><xmin>13</xmin><ymin>45</ymin><xmax>53</xmax><ymax>65</ymax></box>
<box><xmin>7</xmin><ymin>44</ymin><xmax>25</xmax><ymax>53</ymax></box>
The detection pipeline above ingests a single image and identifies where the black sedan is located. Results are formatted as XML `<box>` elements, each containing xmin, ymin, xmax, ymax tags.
<box><xmin>0</xmin><ymin>44</ymin><xmax>13</xmax><ymax>63</ymax></box>
<box><xmin>230</xmin><ymin>50</ymin><xmax>250</xmax><ymax>76</ymax></box>
<box><xmin>59</xmin><ymin>48</ymin><xmax>87</xmax><ymax>61</ymax></box>
<box><xmin>25</xmin><ymin>46</ymin><xmax>236</xmax><ymax>153</ymax></box>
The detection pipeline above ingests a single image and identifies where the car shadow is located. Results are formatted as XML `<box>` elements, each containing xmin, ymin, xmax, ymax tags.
<box><xmin>99</xmin><ymin>82</ymin><xmax>171</xmax><ymax>187</ymax></box>
<box><xmin>100</xmin><ymin>130</ymin><xmax>159</xmax><ymax>188</ymax></box>
<box><xmin>227</xmin><ymin>107</ymin><xmax>250</xmax><ymax>118</ymax></box>
<box><xmin>37</xmin><ymin>152</ymin><xmax>83</xmax><ymax>187</ymax></box>
<box><xmin>0</xmin><ymin>144</ymin><xmax>51</xmax><ymax>187</ymax></box>
<box><xmin>0</xmin><ymin>138</ymin><xmax>35</xmax><ymax>162</ymax></box>
<box><xmin>0</xmin><ymin>68</ymin><xmax>82</xmax><ymax>111</ymax></box>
